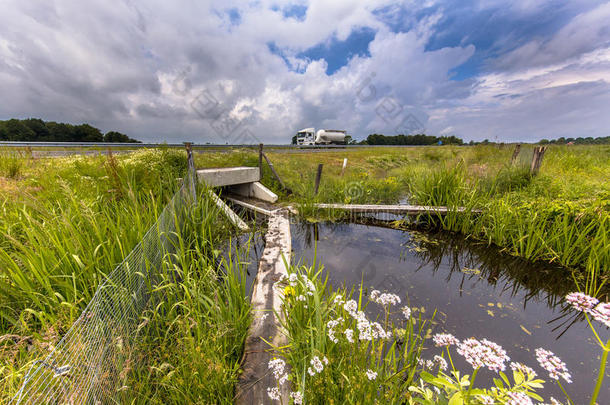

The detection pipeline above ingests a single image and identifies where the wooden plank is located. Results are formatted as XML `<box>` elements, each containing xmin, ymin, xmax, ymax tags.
<box><xmin>206</xmin><ymin>190</ymin><xmax>249</xmax><ymax>231</ymax></box>
<box><xmin>309</xmin><ymin>203</ymin><xmax>480</xmax><ymax>215</ymax></box>
<box><xmin>224</xmin><ymin>196</ymin><xmax>275</xmax><ymax>216</ymax></box>
<box><xmin>236</xmin><ymin>209</ymin><xmax>291</xmax><ymax>404</ymax></box>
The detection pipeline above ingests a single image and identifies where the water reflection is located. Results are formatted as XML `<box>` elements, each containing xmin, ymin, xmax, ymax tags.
<box><xmin>291</xmin><ymin>220</ymin><xmax>609</xmax><ymax>403</ymax></box>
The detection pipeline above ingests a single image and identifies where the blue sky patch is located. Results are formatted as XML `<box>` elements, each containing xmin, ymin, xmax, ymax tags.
<box><xmin>297</xmin><ymin>27</ymin><xmax>377</xmax><ymax>75</ymax></box>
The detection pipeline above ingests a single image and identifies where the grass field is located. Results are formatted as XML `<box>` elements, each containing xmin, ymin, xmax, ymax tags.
<box><xmin>1</xmin><ymin>144</ymin><xmax>608</xmax><ymax>403</ymax></box>
<box><xmin>194</xmin><ymin>144</ymin><xmax>610</xmax><ymax>293</ymax></box>
<box><xmin>0</xmin><ymin>148</ymin><xmax>251</xmax><ymax>403</ymax></box>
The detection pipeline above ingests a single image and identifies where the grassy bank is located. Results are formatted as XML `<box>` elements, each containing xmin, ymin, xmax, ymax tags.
<box><xmin>0</xmin><ymin>149</ymin><xmax>251</xmax><ymax>403</ymax></box>
<box><xmin>194</xmin><ymin>144</ymin><xmax>610</xmax><ymax>289</ymax></box>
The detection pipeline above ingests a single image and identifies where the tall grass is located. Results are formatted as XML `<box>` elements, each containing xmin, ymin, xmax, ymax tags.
<box><xmin>272</xmin><ymin>265</ymin><xmax>430</xmax><ymax>403</ymax></box>
<box><xmin>0</xmin><ymin>149</ymin><xmax>252</xmax><ymax>403</ymax></box>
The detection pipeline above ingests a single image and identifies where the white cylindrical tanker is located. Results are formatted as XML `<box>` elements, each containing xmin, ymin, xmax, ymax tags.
<box><xmin>314</xmin><ymin>129</ymin><xmax>346</xmax><ymax>144</ymax></box>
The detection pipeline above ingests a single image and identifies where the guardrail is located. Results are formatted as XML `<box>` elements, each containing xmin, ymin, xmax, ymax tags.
<box><xmin>0</xmin><ymin>141</ymin><xmax>433</xmax><ymax>149</ymax></box>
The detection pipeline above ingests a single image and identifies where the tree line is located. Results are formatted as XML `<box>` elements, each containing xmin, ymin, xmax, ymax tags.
<box><xmin>0</xmin><ymin>118</ymin><xmax>140</xmax><ymax>143</ymax></box>
<box><xmin>539</xmin><ymin>136</ymin><xmax>610</xmax><ymax>145</ymax></box>
<box><xmin>360</xmin><ymin>133</ymin><xmax>464</xmax><ymax>145</ymax></box>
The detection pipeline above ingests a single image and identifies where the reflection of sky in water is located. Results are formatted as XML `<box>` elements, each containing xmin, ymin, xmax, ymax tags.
<box><xmin>291</xmin><ymin>221</ymin><xmax>609</xmax><ymax>404</ymax></box>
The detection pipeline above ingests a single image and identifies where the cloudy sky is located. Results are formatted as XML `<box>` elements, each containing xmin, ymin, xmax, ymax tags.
<box><xmin>1</xmin><ymin>0</ymin><xmax>609</xmax><ymax>143</ymax></box>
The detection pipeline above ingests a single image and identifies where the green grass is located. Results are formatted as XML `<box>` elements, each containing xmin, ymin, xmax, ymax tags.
<box><xmin>192</xmin><ymin>144</ymin><xmax>610</xmax><ymax>288</ymax></box>
<box><xmin>0</xmin><ymin>149</ymin><xmax>251</xmax><ymax>403</ymax></box>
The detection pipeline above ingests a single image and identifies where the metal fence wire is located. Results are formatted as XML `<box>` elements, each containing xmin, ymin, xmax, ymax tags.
<box><xmin>12</xmin><ymin>155</ymin><xmax>198</xmax><ymax>404</ymax></box>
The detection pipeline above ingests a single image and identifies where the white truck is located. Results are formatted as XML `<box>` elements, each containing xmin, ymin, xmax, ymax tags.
<box><xmin>295</xmin><ymin>128</ymin><xmax>347</xmax><ymax>145</ymax></box>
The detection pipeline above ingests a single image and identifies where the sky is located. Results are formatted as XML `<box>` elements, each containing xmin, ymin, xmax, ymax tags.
<box><xmin>0</xmin><ymin>0</ymin><xmax>609</xmax><ymax>143</ymax></box>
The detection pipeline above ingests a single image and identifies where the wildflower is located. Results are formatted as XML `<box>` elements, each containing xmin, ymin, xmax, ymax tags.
<box><xmin>402</xmin><ymin>306</ymin><xmax>411</xmax><ymax>320</ymax></box>
<box><xmin>267</xmin><ymin>387</ymin><xmax>280</xmax><ymax>401</ymax></box>
<box><xmin>284</xmin><ymin>286</ymin><xmax>295</xmax><ymax>297</ymax></box>
<box><xmin>510</xmin><ymin>362</ymin><xmax>537</xmax><ymax>377</ymax></box>
<box><xmin>344</xmin><ymin>300</ymin><xmax>358</xmax><ymax>317</ymax></box>
<box><xmin>344</xmin><ymin>328</ymin><xmax>354</xmax><ymax>343</ymax></box>
<box><xmin>327</xmin><ymin>318</ymin><xmax>343</xmax><ymax>343</ymax></box>
<box><xmin>268</xmin><ymin>358</ymin><xmax>288</xmax><ymax>385</ymax></box>
<box><xmin>310</xmin><ymin>356</ymin><xmax>324</xmax><ymax>373</ymax></box>
<box><xmin>433</xmin><ymin>333</ymin><xmax>459</xmax><ymax>347</ymax></box>
<box><xmin>333</xmin><ymin>294</ymin><xmax>344</xmax><ymax>306</ymax></box>
<box><xmin>307</xmin><ymin>367</ymin><xmax>315</xmax><ymax>376</ymax></box>
<box><xmin>371</xmin><ymin>291</ymin><xmax>401</xmax><ymax>306</ymax></box>
<box><xmin>290</xmin><ymin>391</ymin><xmax>303</xmax><ymax>404</ymax></box>
<box><xmin>506</xmin><ymin>391</ymin><xmax>533</xmax><ymax>405</ymax></box>
<box><xmin>289</xmin><ymin>273</ymin><xmax>298</xmax><ymax>286</ymax></box>
<box><xmin>535</xmin><ymin>348</ymin><xmax>572</xmax><ymax>383</ymax></box>
<box><xmin>433</xmin><ymin>355</ymin><xmax>448</xmax><ymax>371</ymax></box>
<box><xmin>565</xmin><ymin>292</ymin><xmax>598</xmax><ymax>313</ymax></box>
<box><xmin>477</xmin><ymin>395</ymin><xmax>495</xmax><ymax>405</ymax></box>
<box><xmin>296</xmin><ymin>295</ymin><xmax>306</xmax><ymax>302</ymax></box>
<box><xmin>418</xmin><ymin>358</ymin><xmax>435</xmax><ymax>369</ymax></box>
<box><xmin>322</xmin><ymin>356</ymin><xmax>329</xmax><ymax>365</ymax></box>
<box><xmin>549</xmin><ymin>397</ymin><xmax>562</xmax><ymax>405</ymax></box>
<box><xmin>456</xmin><ymin>338</ymin><xmax>509</xmax><ymax>372</ymax></box>
<box><xmin>591</xmin><ymin>302</ymin><xmax>610</xmax><ymax>327</ymax></box>
<box><xmin>366</xmin><ymin>369</ymin><xmax>377</xmax><ymax>380</ymax></box>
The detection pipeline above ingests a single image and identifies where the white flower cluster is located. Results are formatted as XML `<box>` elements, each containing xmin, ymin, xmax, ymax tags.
<box><xmin>344</xmin><ymin>328</ymin><xmax>354</xmax><ymax>343</ymax></box>
<box><xmin>365</xmin><ymin>369</ymin><xmax>377</xmax><ymax>380</ymax></box>
<box><xmin>433</xmin><ymin>355</ymin><xmax>448</xmax><ymax>371</ymax></box>
<box><xmin>506</xmin><ymin>390</ymin><xmax>533</xmax><ymax>405</ymax></box>
<box><xmin>327</xmin><ymin>317</ymin><xmax>343</xmax><ymax>343</ymax></box>
<box><xmin>432</xmin><ymin>333</ymin><xmax>459</xmax><ymax>347</ymax></box>
<box><xmin>510</xmin><ymin>362</ymin><xmax>537</xmax><ymax>377</ymax></box>
<box><xmin>418</xmin><ymin>355</ymin><xmax>447</xmax><ymax>371</ymax></box>
<box><xmin>456</xmin><ymin>338</ymin><xmax>510</xmax><ymax>372</ymax></box>
<box><xmin>289</xmin><ymin>273</ymin><xmax>298</xmax><ymax>286</ymax></box>
<box><xmin>370</xmin><ymin>290</ymin><xmax>401</xmax><ymax>306</ymax></box>
<box><xmin>267</xmin><ymin>387</ymin><xmax>280</xmax><ymax>401</ymax></box>
<box><xmin>401</xmin><ymin>306</ymin><xmax>412</xmax><ymax>320</ymax></box>
<box><xmin>565</xmin><ymin>292</ymin><xmax>610</xmax><ymax>327</ymax></box>
<box><xmin>477</xmin><ymin>394</ymin><xmax>495</xmax><ymax>404</ymax></box>
<box><xmin>290</xmin><ymin>391</ymin><xmax>303</xmax><ymax>404</ymax></box>
<box><xmin>333</xmin><ymin>294</ymin><xmax>345</xmax><ymax>306</ymax></box>
<box><xmin>342</xmin><ymin>299</ymin><xmax>390</xmax><ymax>342</ymax></box>
<box><xmin>535</xmin><ymin>348</ymin><xmax>572</xmax><ymax>383</ymax></box>
<box><xmin>307</xmin><ymin>355</ymin><xmax>328</xmax><ymax>376</ymax></box>
<box><xmin>268</xmin><ymin>358</ymin><xmax>289</xmax><ymax>385</ymax></box>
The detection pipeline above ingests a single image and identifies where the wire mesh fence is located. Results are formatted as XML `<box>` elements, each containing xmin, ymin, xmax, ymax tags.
<box><xmin>12</xmin><ymin>155</ymin><xmax>198</xmax><ymax>404</ymax></box>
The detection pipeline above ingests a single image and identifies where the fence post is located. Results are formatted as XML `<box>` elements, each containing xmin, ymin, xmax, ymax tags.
<box><xmin>314</xmin><ymin>164</ymin><xmax>323</xmax><ymax>195</ymax></box>
<box><xmin>259</xmin><ymin>143</ymin><xmax>263</xmax><ymax>180</ymax></box>
<box><xmin>184</xmin><ymin>142</ymin><xmax>196</xmax><ymax>200</ymax></box>
<box><xmin>530</xmin><ymin>146</ymin><xmax>547</xmax><ymax>175</ymax></box>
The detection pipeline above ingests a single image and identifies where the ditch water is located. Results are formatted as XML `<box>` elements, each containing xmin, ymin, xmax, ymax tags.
<box><xmin>290</xmin><ymin>220</ymin><xmax>609</xmax><ymax>404</ymax></box>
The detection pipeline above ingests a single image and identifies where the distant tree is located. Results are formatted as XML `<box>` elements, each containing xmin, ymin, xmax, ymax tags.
<box><xmin>0</xmin><ymin>118</ymin><xmax>140</xmax><ymax>142</ymax></box>
<box><xmin>291</xmin><ymin>135</ymin><xmax>297</xmax><ymax>145</ymax></box>
<box><xmin>104</xmin><ymin>131</ymin><xmax>140</xmax><ymax>143</ymax></box>
<box><xmin>363</xmin><ymin>133</ymin><xmax>464</xmax><ymax>146</ymax></box>
<box><xmin>539</xmin><ymin>139</ymin><xmax>550</xmax><ymax>144</ymax></box>
<box><xmin>344</xmin><ymin>135</ymin><xmax>355</xmax><ymax>145</ymax></box>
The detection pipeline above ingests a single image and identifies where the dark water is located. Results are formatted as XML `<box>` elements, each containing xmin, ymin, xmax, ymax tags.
<box><xmin>291</xmin><ymin>221</ymin><xmax>609</xmax><ymax>404</ymax></box>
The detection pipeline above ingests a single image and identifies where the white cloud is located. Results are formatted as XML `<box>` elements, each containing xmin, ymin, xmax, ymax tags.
<box><xmin>0</xmin><ymin>0</ymin><xmax>608</xmax><ymax>143</ymax></box>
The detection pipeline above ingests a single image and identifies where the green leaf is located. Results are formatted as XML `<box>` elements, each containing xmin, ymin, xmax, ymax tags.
<box><xmin>448</xmin><ymin>391</ymin><xmax>464</xmax><ymax>405</ymax></box>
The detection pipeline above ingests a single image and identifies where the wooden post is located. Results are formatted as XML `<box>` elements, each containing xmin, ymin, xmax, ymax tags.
<box><xmin>258</xmin><ymin>143</ymin><xmax>263</xmax><ymax>179</ymax></box>
<box><xmin>510</xmin><ymin>144</ymin><xmax>521</xmax><ymax>165</ymax></box>
<box><xmin>530</xmin><ymin>146</ymin><xmax>547</xmax><ymax>175</ymax></box>
<box><xmin>340</xmin><ymin>158</ymin><xmax>348</xmax><ymax>176</ymax></box>
<box><xmin>184</xmin><ymin>142</ymin><xmax>196</xmax><ymax>200</ymax></box>
<box><xmin>314</xmin><ymin>164</ymin><xmax>323</xmax><ymax>195</ymax></box>
<box><xmin>262</xmin><ymin>152</ymin><xmax>292</xmax><ymax>194</ymax></box>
